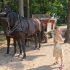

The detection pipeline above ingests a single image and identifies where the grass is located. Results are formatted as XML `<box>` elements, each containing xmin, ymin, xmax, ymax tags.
<box><xmin>57</xmin><ymin>23</ymin><xmax>67</xmax><ymax>26</ymax></box>
<box><xmin>0</xmin><ymin>35</ymin><xmax>6</xmax><ymax>41</ymax></box>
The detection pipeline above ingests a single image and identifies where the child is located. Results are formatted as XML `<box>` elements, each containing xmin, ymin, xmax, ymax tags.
<box><xmin>53</xmin><ymin>26</ymin><xmax>64</xmax><ymax>69</ymax></box>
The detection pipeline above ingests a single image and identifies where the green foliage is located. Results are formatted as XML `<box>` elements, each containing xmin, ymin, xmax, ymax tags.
<box><xmin>0</xmin><ymin>0</ymin><xmax>18</xmax><ymax>12</ymax></box>
<box><xmin>0</xmin><ymin>0</ymin><xmax>69</xmax><ymax>28</ymax></box>
<box><xmin>0</xmin><ymin>35</ymin><xmax>6</xmax><ymax>41</ymax></box>
<box><xmin>0</xmin><ymin>25</ymin><xmax>3</xmax><ymax>31</ymax></box>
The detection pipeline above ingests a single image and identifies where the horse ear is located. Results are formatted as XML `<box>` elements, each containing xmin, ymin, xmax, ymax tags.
<box><xmin>8</xmin><ymin>7</ymin><xmax>11</xmax><ymax>12</ymax></box>
<box><xmin>3</xmin><ymin>6</ymin><xmax>11</xmax><ymax>12</ymax></box>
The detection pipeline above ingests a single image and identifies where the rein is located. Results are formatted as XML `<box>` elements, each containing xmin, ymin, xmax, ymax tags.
<box><xmin>2</xmin><ymin>15</ymin><xmax>21</xmax><ymax>34</ymax></box>
<box><xmin>2</xmin><ymin>15</ymin><xmax>29</xmax><ymax>34</ymax></box>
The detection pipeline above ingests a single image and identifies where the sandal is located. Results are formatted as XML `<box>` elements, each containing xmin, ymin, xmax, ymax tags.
<box><xmin>59</xmin><ymin>65</ymin><xmax>64</xmax><ymax>69</ymax></box>
<box><xmin>53</xmin><ymin>62</ymin><xmax>58</xmax><ymax>65</ymax></box>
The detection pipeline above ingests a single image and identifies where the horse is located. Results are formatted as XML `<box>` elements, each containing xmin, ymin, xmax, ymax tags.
<box><xmin>0</xmin><ymin>22</ymin><xmax>33</xmax><ymax>55</ymax></box>
<box><xmin>0</xmin><ymin>18</ymin><xmax>22</xmax><ymax>55</ymax></box>
<box><xmin>0</xmin><ymin>19</ymin><xmax>23</xmax><ymax>55</ymax></box>
<box><xmin>0</xmin><ymin>7</ymin><xmax>34</xmax><ymax>55</ymax></box>
<box><xmin>0</xmin><ymin>19</ymin><xmax>44</xmax><ymax>56</ymax></box>
<box><xmin>0</xmin><ymin>6</ymin><xmax>44</xmax><ymax>59</ymax></box>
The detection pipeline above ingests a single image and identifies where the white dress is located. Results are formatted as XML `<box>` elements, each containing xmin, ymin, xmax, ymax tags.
<box><xmin>53</xmin><ymin>35</ymin><xmax>63</xmax><ymax>57</ymax></box>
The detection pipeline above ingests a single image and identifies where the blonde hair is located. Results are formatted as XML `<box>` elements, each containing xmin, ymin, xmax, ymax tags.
<box><xmin>54</xmin><ymin>26</ymin><xmax>62</xmax><ymax>34</ymax></box>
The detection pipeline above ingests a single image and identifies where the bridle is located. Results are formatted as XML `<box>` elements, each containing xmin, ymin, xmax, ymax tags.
<box><xmin>0</xmin><ymin>14</ymin><xmax>22</xmax><ymax>34</ymax></box>
<box><xmin>5</xmin><ymin>15</ymin><xmax>22</xmax><ymax>34</ymax></box>
<box><xmin>0</xmin><ymin>6</ymin><xmax>30</xmax><ymax>35</ymax></box>
<box><xmin>1</xmin><ymin>13</ymin><xmax>29</xmax><ymax>35</ymax></box>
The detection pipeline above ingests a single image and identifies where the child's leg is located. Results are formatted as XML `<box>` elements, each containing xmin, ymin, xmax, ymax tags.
<box><xmin>60</xmin><ymin>57</ymin><xmax>63</xmax><ymax>65</ymax></box>
<box><xmin>56</xmin><ymin>57</ymin><xmax>58</xmax><ymax>63</ymax></box>
<box><xmin>59</xmin><ymin>57</ymin><xmax>64</xmax><ymax>69</ymax></box>
<box><xmin>53</xmin><ymin>57</ymin><xmax>58</xmax><ymax>65</ymax></box>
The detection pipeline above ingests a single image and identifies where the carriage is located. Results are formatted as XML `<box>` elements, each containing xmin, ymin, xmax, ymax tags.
<box><xmin>32</xmin><ymin>14</ymin><xmax>57</xmax><ymax>42</ymax></box>
<box><xmin>0</xmin><ymin>6</ymin><xmax>57</xmax><ymax>60</ymax></box>
<box><xmin>0</xmin><ymin>7</ymin><xmax>45</xmax><ymax>59</ymax></box>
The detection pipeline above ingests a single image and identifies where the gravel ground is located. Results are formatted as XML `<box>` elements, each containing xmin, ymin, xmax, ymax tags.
<box><xmin>0</xmin><ymin>26</ymin><xmax>70</xmax><ymax>70</ymax></box>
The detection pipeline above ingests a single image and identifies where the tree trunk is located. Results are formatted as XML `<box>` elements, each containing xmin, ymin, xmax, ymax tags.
<box><xmin>18</xmin><ymin>0</ymin><xmax>24</xmax><ymax>17</ymax></box>
<box><xmin>2</xmin><ymin>0</ymin><xmax>4</xmax><ymax>7</ymax></box>
<box><xmin>64</xmin><ymin>0</ymin><xmax>70</xmax><ymax>43</ymax></box>
<box><xmin>26</xmin><ymin>0</ymin><xmax>30</xmax><ymax>18</ymax></box>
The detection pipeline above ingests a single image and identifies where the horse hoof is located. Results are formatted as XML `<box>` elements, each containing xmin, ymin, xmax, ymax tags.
<box><xmin>18</xmin><ymin>54</ymin><xmax>22</xmax><ymax>57</ymax></box>
<box><xmin>38</xmin><ymin>48</ymin><xmax>40</xmax><ymax>50</ymax></box>
<box><xmin>5</xmin><ymin>53</ymin><xmax>9</xmax><ymax>56</ymax></box>
<box><xmin>13</xmin><ymin>53</ymin><xmax>18</xmax><ymax>57</ymax></box>
<box><xmin>21</xmin><ymin>57</ymin><xmax>26</xmax><ymax>61</ymax></box>
<box><xmin>34</xmin><ymin>47</ymin><xmax>37</xmax><ymax>50</ymax></box>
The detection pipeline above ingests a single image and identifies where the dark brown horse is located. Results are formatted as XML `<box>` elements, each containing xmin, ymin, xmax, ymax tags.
<box><xmin>0</xmin><ymin>6</ymin><xmax>44</xmax><ymax>59</ymax></box>
<box><xmin>0</xmin><ymin>20</ymin><xmax>22</xmax><ymax>55</ymax></box>
<box><xmin>0</xmin><ymin>23</ymin><xmax>32</xmax><ymax>55</ymax></box>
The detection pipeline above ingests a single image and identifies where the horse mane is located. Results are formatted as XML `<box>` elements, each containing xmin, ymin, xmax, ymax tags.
<box><xmin>8</xmin><ymin>12</ymin><xmax>18</xmax><ymax>23</ymax></box>
<box><xmin>1</xmin><ymin>6</ymin><xmax>26</xmax><ymax>24</ymax></box>
<box><xmin>8</xmin><ymin>11</ymin><xmax>26</xmax><ymax>24</ymax></box>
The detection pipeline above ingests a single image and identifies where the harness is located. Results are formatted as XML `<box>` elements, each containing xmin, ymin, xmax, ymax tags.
<box><xmin>2</xmin><ymin>14</ymin><xmax>29</xmax><ymax>35</ymax></box>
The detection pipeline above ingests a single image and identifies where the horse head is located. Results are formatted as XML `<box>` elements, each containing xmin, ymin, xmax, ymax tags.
<box><xmin>1</xmin><ymin>6</ymin><xmax>11</xmax><ymax>13</ymax></box>
<box><xmin>0</xmin><ymin>17</ymin><xmax>9</xmax><ymax>35</ymax></box>
<box><xmin>0</xmin><ymin>6</ymin><xmax>11</xmax><ymax>17</ymax></box>
<box><xmin>0</xmin><ymin>6</ymin><xmax>17</xmax><ymax>35</ymax></box>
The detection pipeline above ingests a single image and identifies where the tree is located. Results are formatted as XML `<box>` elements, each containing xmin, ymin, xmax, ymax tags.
<box><xmin>0</xmin><ymin>0</ymin><xmax>69</xmax><ymax>22</ymax></box>
<box><xmin>18</xmin><ymin>0</ymin><xmax>24</xmax><ymax>17</ymax></box>
<box><xmin>64</xmin><ymin>0</ymin><xmax>70</xmax><ymax>43</ymax></box>
<box><xmin>26</xmin><ymin>0</ymin><xmax>29</xmax><ymax>18</ymax></box>
<box><xmin>1</xmin><ymin>0</ymin><xmax>4</xmax><ymax>7</ymax></box>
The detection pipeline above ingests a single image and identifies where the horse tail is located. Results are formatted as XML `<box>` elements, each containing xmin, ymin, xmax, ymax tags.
<box><xmin>40</xmin><ymin>20</ymin><xmax>44</xmax><ymax>41</ymax></box>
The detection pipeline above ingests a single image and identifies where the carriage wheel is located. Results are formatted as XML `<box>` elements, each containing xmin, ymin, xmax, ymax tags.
<box><xmin>43</xmin><ymin>33</ymin><xmax>47</xmax><ymax>43</ymax></box>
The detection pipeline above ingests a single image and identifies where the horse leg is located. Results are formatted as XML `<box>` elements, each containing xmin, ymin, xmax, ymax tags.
<box><xmin>38</xmin><ymin>31</ymin><xmax>41</xmax><ymax>49</ymax></box>
<box><xmin>6</xmin><ymin>36</ymin><xmax>10</xmax><ymax>54</ymax></box>
<box><xmin>34</xmin><ymin>34</ymin><xmax>37</xmax><ymax>49</ymax></box>
<box><xmin>13</xmin><ymin>38</ymin><xmax>16</xmax><ymax>54</ymax></box>
<box><xmin>17</xmin><ymin>40</ymin><xmax>22</xmax><ymax>55</ymax></box>
<box><xmin>21</xmin><ymin>34</ymin><xmax>26</xmax><ymax>60</ymax></box>
<box><xmin>25</xmin><ymin>38</ymin><xmax>30</xmax><ymax>47</ymax></box>
<box><xmin>27</xmin><ymin>38</ymin><xmax>30</xmax><ymax>47</ymax></box>
<box><xmin>25</xmin><ymin>39</ymin><xmax>27</xmax><ymax>46</ymax></box>
<box><xmin>21</xmin><ymin>43</ymin><xmax>26</xmax><ymax>60</ymax></box>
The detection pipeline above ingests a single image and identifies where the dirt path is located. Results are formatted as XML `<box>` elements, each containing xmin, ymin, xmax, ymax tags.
<box><xmin>0</xmin><ymin>26</ymin><xmax>70</xmax><ymax>70</ymax></box>
<box><xmin>0</xmin><ymin>37</ymin><xmax>70</xmax><ymax>70</ymax></box>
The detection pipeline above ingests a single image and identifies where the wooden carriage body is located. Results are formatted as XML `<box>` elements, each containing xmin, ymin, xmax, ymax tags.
<box><xmin>32</xmin><ymin>14</ymin><xmax>57</xmax><ymax>33</ymax></box>
<box><xmin>32</xmin><ymin>14</ymin><xmax>57</xmax><ymax>43</ymax></box>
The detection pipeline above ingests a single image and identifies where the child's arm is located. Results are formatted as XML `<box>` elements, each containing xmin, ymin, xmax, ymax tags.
<box><xmin>53</xmin><ymin>36</ymin><xmax>58</xmax><ymax>44</ymax></box>
<box><xmin>53</xmin><ymin>38</ymin><xmax>55</xmax><ymax>43</ymax></box>
<box><xmin>59</xmin><ymin>35</ymin><xmax>64</xmax><ymax>43</ymax></box>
